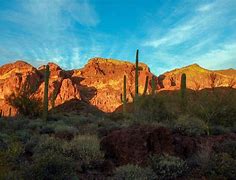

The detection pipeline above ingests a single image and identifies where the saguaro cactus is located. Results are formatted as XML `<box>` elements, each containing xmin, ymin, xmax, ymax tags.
<box><xmin>135</xmin><ymin>49</ymin><xmax>139</xmax><ymax>99</ymax></box>
<box><xmin>180</xmin><ymin>73</ymin><xmax>187</xmax><ymax>99</ymax></box>
<box><xmin>142</xmin><ymin>76</ymin><xmax>149</xmax><ymax>96</ymax></box>
<box><xmin>9</xmin><ymin>108</ymin><xmax>11</xmax><ymax>117</ymax></box>
<box><xmin>0</xmin><ymin>109</ymin><xmax>2</xmax><ymax>118</ymax></box>
<box><xmin>43</xmin><ymin>65</ymin><xmax>50</xmax><ymax>121</ymax></box>
<box><xmin>151</xmin><ymin>76</ymin><xmax>157</xmax><ymax>95</ymax></box>
<box><xmin>121</xmin><ymin>75</ymin><xmax>128</xmax><ymax>114</ymax></box>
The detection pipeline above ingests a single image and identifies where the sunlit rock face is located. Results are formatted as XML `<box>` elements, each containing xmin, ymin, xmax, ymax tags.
<box><xmin>0</xmin><ymin>61</ymin><xmax>41</xmax><ymax>116</ymax></box>
<box><xmin>0</xmin><ymin>58</ymin><xmax>155</xmax><ymax>116</ymax></box>
<box><xmin>0</xmin><ymin>58</ymin><xmax>235</xmax><ymax>116</ymax></box>
<box><xmin>158</xmin><ymin>64</ymin><xmax>236</xmax><ymax>91</ymax></box>
<box><xmin>76</xmin><ymin>58</ymin><xmax>154</xmax><ymax>112</ymax></box>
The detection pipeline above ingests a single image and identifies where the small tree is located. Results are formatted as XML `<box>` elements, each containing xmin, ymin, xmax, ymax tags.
<box><xmin>6</xmin><ymin>88</ymin><xmax>42</xmax><ymax>117</ymax></box>
<box><xmin>208</xmin><ymin>72</ymin><xmax>222</xmax><ymax>89</ymax></box>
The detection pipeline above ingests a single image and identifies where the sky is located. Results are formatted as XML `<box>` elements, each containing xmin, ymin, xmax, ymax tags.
<box><xmin>0</xmin><ymin>0</ymin><xmax>235</xmax><ymax>74</ymax></box>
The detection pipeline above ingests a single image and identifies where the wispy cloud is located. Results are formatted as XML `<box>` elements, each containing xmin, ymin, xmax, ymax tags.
<box><xmin>141</xmin><ymin>0</ymin><xmax>236</xmax><ymax>74</ymax></box>
<box><xmin>194</xmin><ymin>43</ymin><xmax>236</xmax><ymax>69</ymax></box>
<box><xmin>197</xmin><ymin>3</ymin><xmax>215</xmax><ymax>12</ymax></box>
<box><xmin>0</xmin><ymin>0</ymin><xmax>101</xmax><ymax>69</ymax></box>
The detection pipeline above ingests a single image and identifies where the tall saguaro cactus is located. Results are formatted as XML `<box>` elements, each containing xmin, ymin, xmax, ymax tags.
<box><xmin>180</xmin><ymin>73</ymin><xmax>187</xmax><ymax>99</ymax></box>
<box><xmin>142</xmin><ymin>76</ymin><xmax>149</xmax><ymax>96</ymax></box>
<box><xmin>121</xmin><ymin>75</ymin><xmax>128</xmax><ymax>114</ymax></box>
<box><xmin>43</xmin><ymin>65</ymin><xmax>50</xmax><ymax>121</ymax></box>
<box><xmin>151</xmin><ymin>76</ymin><xmax>157</xmax><ymax>95</ymax></box>
<box><xmin>135</xmin><ymin>49</ymin><xmax>139</xmax><ymax>99</ymax></box>
<box><xmin>9</xmin><ymin>108</ymin><xmax>11</xmax><ymax>117</ymax></box>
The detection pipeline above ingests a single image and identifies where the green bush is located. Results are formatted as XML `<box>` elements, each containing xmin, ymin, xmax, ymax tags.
<box><xmin>33</xmin><ymin>136</ymin><xmax>64</xmax><ymax>156</ymax></box>
<box><xmin>174</xmin><ymin>115</ymin><xmax>208</xmax><ymax>136</ymax></box>
<box><xmin>24</xmin><ymin>151</ymin><xmax>77</xmax><ymax>179</ymax></box>
<box><xmin>214</xmin><ymin>140</ymin><xmax>236</xmax><ymax>158</ymax></box>
<box><xmin>6</xmin><ymin>90</ymin><xmax>42</xmax><ymax>118</ymax></box>
<box><xmin>54</xmin><ymin>125</ymin><xmax>78</xmax><ymax>140</ymax></box>
<box><xmin>62</xmin><ymin>135</ymin><xmax>103</xmax><ymax>163</ymax></box>
<box><xmin>97</xmin><ymin>121</ymin><xmax>121</xmax><ymax>138</ymax></box>
<box><xmin>135</xmin><ymin>95</ymin><xmax>173</xmax><ymax>123</ymax></box>
<box><xmin>149</xmin><ymin>154</ymin><xmax>188</xmax><ymax>179</ymax></box>
<box><xmin>207</xmin><ymin>153</ymin><xmax>236</xmax><ymax>179</ymax></box>
<box><xmin>209</xmin><ymin>125</ymin><xmax>231</xmax><ymax>135</ymax></box>
<box><xmin>114</xmin><ymin>164</ymin><xmax>157</xmax><ymax>180</ymax></box>
<box><xmin>0</xmin><ymin>140</ymin><xmax>25</xmax><ymax>176</ymax></box>
<box><xmin>39</xmin><ymin>125</ymin><xmax>55</xmax><ymax>135</ymax></box>
<box><xmin>15</xmin><ymin>130</ymin><xmax>31</xmax><ymax>143</ymax></box>
<box><xmin>24</xmin><ymin>136</ymin><xmax>40</xmax><ymax>155</ymax></box>
<box><xmin>27</xmin><ymin>119</ymin><xmax>44</xmax><ymax>131</ymax></box>
<box><xmin>188</xmin><ymin>89</ymin><xmax>236</xmax><ymax>128</ymax></box>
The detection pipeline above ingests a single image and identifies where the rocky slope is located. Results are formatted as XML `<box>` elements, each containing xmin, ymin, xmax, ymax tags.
<box><xmin>158</xmin><ymin>64</ymin><xmax>236</xmax><ymax>91</ymax></box>
<box><xmin>0</xmin><ymin>59</ymin><xmax>235</xmax><ymax>116</ymax></box>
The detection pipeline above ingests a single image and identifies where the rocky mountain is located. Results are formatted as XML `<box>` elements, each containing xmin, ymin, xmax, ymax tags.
<box><xmin>159</xmin><ymin>64</ymin><xmax>236</xmax><ymax>91</ymax></box>
<box><xmin>0</xmin><ymin>59</ymin><xmax>235</xmax><ymax>116</ymax></box>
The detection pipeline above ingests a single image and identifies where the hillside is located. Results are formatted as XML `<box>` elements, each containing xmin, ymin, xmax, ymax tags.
<box><xmin>0</xmin><ymin>59</ymin><xmax>235</xmax><ymax>116</ymax></box>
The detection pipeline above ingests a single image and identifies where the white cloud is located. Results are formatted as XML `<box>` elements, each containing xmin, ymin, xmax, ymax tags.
<box><xmin>197</xmin><ymin>3</ymin><xmax>214</xmax><ymax>12</ymax></box>
<box><xmin>194</xmin><ymin>43</ymin><xmax>236</xmax><ymax>69</ymax></box>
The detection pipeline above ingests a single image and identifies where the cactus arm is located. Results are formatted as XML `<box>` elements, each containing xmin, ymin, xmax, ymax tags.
<box><xmin>142</xmin><ymin>76</ymin><xmax>149</xmax><ymax>96</ymax></box>
<box><xmin>9</xmin><ymin>108</ymin><xmax>11</xmax><ymax>117</ymax></box>
<box><xmin>135</xmin><ymin>49</ymin><xmax>139</xmax><ymax>99</ymax></box>
<box><xmin>151</xmin><ymin>76</ymin><xmax>156</xmax><ymax>95</ymax></box>
<box><xmin>43</xmin><ymin>65</ymin><xmax>50</xmax><ymax>121</ymax></box>
<box><xmin>180</xmin><ymin>73</ymin><xmax>187</xmax><ymax>99</ymax></box>
<box><xmin>121</xmin><ymin>75</ymin><xmax>127</xmax><ymax>113</ymax></box>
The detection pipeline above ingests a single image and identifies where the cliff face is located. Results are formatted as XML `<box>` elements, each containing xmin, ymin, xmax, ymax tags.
<box><xmin>0</xmin><ymin>58</ymin><xmax>154</xmax><ymax>116</ymax></box>
<box><xmin>0</xmin><ymin>59</ymin><xmax>235</xmax><ymax>116</ymax></box>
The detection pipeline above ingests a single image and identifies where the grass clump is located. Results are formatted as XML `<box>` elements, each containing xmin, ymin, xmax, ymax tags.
<box><xmin>63</xmin><ymin>135</ymin><xmax>103</xmax><ymax>163</ymax></box>
<box><xmin>149</xmin><ymin>154</ymin><xmax>188</xmax><ymax>179</ymax></box>
<box><xmin>174</xmin><ymin>115</ymin><xmax>208</xmax><ymax>136</ymax></box>
<box><xmin>114</xmin><ymin>164</ymin><xmax>157</xmax><ymax>180</ymax></box>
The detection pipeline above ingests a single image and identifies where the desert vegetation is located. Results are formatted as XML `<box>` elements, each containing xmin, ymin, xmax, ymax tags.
<box><xmin>0</xmin><ymin>50</ymin><xmax>235</xmax><ymax>179</ymax></box>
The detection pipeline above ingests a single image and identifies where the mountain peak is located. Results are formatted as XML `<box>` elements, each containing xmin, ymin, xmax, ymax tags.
<box><xmin>185</xmin><ymin>63</ymin><xmax>204</xmax><ymax>70</ymax></box>
<box><xmin>0</xmin><ymin>60</ymin><xmax>35</xmax><ymax>75</ymax></box>
<box><xmin>87</xmin><ymin>57</ymin><xmax>131</xmax><ymax>65</ymax></box>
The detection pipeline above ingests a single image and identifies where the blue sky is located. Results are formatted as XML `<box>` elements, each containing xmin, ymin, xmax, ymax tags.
<box><xmin>0</xmin><ymin>0</ymin><xmax>235</xmax><ymax>74</ymax></box>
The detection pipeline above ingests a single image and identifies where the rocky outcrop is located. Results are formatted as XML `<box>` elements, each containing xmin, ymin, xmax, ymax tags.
<box><xmin>100</xmin><ymin>125</ymin><xmax>236</xmax><ymax>166</ymax></box>
<box><xmin>0</xmin><ymin>58</ymin><xmax>235</xmax><ymax>116</ymax></box>
<box><xmin>158</xmin><ymin>64</ymin><xmax>236</xmax><ymax>91</ymax></box>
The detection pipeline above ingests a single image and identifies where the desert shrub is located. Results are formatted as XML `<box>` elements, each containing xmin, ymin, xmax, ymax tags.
<box><xmin>27</xmin><ymin>119</ymin><xmax>44</xmax><ymax>131</ymax></box>
<box><xmin>214</xmin><ymin>140</ymin><xmax>236</xmax><ymax>158</ymax></box>
<box><xmin>6</xmin><ymin>90</ymin><xmax>42</xmax><ymax>117</ymax></box>
<box><xmin>39</xmin><ymin>125</ymin><xmax>55</xmax><ymax>135</ymax></box>
<box><xmin>62</xmin><ymin>135</ymin><xmax>103</xmax><ymax>163</ymax></box>
<box><xmin>97</xmin><ymin>121</ymin><xmax>121</xmax><ymax>138</ymax></box>
<box><xmin>15</xmin><ymin>130</ymin><xmax>31</xmax><ymax>143</ymax></box>
<box><xmin>33</xmin><ymin>136</ymin><xmax>64</xmax><ymax>156</ymax></box>
<box><xmin>0</xmin><ymin>140</ymin><xmax>25</xmax><ymax>173</ymax></box>
<box><xmin>174</xmin><ymin>115</ymin><xmax>208</xmax><ymax>136</ymax></box>
<box><xmin>135</xmin><ymin>95</ymin><xmax>173</xmax><ymax>123</ymax></box>
<box><xmin>7</xmin><ymin>118</ymin><xmax>30</xmax><ymax>131</ymax></box>
<box><xmin>24</xmin><ymin>136</ymin><xmax>40</xmax><ymax>155</ymax></box>
<box><xmin>187</xmin><ymin>146</ymin><xmax>212</xmax><ymax>174</ymax></box>
<box><xmin>209</xmin><ymin>125</ymin><xmax>231</xmax><ymax>135</ymax></box>
<box><xmin>207</xmin><ymin>153</ymin><xmax>236</xmax><ymax>179</ymax></box>
<box><xmin>188</xmin><ymin>89</ymin><xmax>236</xmax><ymax>128</ymax></box>
<box><xmin>0</xmin><ymin>133</ymin><xmax>10</xmax><ymax>151</ymax></box>
<box><xmin>54</xmin><ymin>125</ymin><xmax>78</xmax><ymax>140</ymax></box>
<box><xmin>149</xmin><ymin>154</ymin><xmax>188</xmax><ymax>179</ymax></box>
<box><xmin>24</xmin><ymin>151</ymin><xmax>77</xmax><ymax>179</ymax></box>
<box><xmin>114</xmin><ymin>164</ymin><xmax>157</xmax><ymax>180</ymax></box>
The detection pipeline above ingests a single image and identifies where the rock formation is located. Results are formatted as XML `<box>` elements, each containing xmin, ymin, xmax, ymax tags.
<box><xmin>0</xmin><ymin>58</ymin><xmax>235</xmax><ymax>116</ymax></box>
